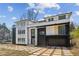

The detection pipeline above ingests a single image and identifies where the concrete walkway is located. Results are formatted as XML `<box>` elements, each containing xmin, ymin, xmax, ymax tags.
<box><xmin>0</xmin><ymin>44</ymin><xmax>73</xmax><ymax>56</ymax></box>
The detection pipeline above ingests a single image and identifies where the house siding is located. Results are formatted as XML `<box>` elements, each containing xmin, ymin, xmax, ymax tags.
<box><xmin>14</xmin><ymin>12</ymin><xmax>71</xmax><ymax>46</ymax></box>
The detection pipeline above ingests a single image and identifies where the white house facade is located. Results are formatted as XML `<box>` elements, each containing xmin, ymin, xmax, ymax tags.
<box><xmin>13</xmin><ymin>12</ymin><xmax>72</xmax><ymax>47</ymax></box>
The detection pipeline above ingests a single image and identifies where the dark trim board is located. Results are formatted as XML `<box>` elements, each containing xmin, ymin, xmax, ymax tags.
<box><xmin>12</xmin><ymin>27</ymin><xmax>16</xmax><ymax>44</ymax></box>
<box><xmin>36</xmin><ymin>22</ymin><xmax>70</xmax><ymax>27</ymax></box>
<box><xmin>65</xmin><ymin>22</ymin><xmax>70</xmax><ymax>47</ymax></box>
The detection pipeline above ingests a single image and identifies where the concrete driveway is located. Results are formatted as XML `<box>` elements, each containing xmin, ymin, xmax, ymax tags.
<box><xmin>0</xmin><ymin>44</ymin><xmax>73</xmax><ymax>56</ymax></box>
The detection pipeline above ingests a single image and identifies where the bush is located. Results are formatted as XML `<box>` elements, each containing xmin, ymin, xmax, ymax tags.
<box><xmin>70</xmin><ymin>28</ymin><xmax>79</xmax><ymax>48</ymax></box>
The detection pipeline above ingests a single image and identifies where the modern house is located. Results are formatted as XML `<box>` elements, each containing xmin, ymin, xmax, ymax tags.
<box><xmin>12</xmin><ymin>12</ymin><xmax>72</xmax><ymax>47</ymax></box>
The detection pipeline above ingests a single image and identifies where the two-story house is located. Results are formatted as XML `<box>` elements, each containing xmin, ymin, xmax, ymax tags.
<box><xmin>12</xmin><ymin>12</ymin><xmax>72</xmax><ymax>47</ymax></box>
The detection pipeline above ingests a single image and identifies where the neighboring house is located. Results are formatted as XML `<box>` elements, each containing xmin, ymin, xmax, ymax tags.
<box><xmin>13</xmin><ymin>12</ymin><xmax>72</xmax><ymax>47</ymax></box>
<box><xmin>0</xmin><ymin>23</ymin><xmax>11</xmax><ymax>43</ymax></box>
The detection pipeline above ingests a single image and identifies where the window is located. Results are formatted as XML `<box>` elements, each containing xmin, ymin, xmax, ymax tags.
<box><xmin>23</xmin><ymin>30</ymin><xmax>25</xmax><ymax>34</ymax></box>
<box><xmin>18</xmin><ymin>38</ymin><xmax>21</xmax><ymax>43</ymax></box>
<box><xmin>31</xmin><ymin>29</ymin><xmax>35</xmax><ymax>37</ymax></box>
<box><xmin>48</xmin><ymin>18</ymin><xmax>54</xmax><ymax>21</ymax></box>
<box><xmin>31</xmin><ymin>29</ymin><xmax>35</xmax><ymax>43</ymax></box>
<box><xmin>22</xmin><ymin>30</ymin><xmax>25</xmax><ymax>34</ymax></box>
<box><xmin>58</xmin><ymin>25</ymin><xmax>65</xmax><ymax>35</ymax></box>
<box><xmin>22</xmin><ymin>38</ymin><xmax>25</xmax><ymax>43</ymax></box>
<box><xmin>18</xmin><ymin>30</ymin><xmax>25</xmax><ymax>34</ymax></box>
<box><xmin>59</xmin><ymin>15</ymin><xmax>66</xmax><ymax>20</ymax></box>
<box><xmin>18</xmin><ymin>38</ymin><xmax>25</xmax><ymax>43</ymax></box>
<box><xmin>48</xmin><ymin>19</ymin><xmax>51</xmax><ymax>21</ymax></box>
<box><xmin>51</xmin><ymin>18</ymin><xmax>54</xmax><ymax>21</ymax></box>
<box><xmin>18</xmin><ymin>30</ymin><xmax>21</xmax><ymax>34</ymax></box>
<box><xmin>39</xmin><ymin>31</ymin><xmax>45</xmax><ymax>35</ymax></box>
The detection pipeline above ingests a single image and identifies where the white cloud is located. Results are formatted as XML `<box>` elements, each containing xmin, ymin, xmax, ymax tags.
<box><xmin>8</xmin><ymin>6</ymin><xmax>14</xmax><ymax>12</ymax></box>
<box><xmin>33</xmin><ymin>9</ymin><xmax>45</xmax><ymax>14</ymax></box>
<box><xmin>44</xmin><ymin>14</ymin><xmax>52</xmax><ymax>17</ymax></box>
<box><xmin>75</xmin><ymin>11</ymin><xmax>79</xmax><ymax>15</ymax></box>
<box><xmin>27</xmin><ymin>3</ymin><xmax>60</xmax><ymax>9</ymax></box>
<box><xmin>27</xmin><ymin>3</ymin><xmax>60</xmax><ymax>14</ymax></box>
<box><xmin>75</xmin><ymin>3</ymin><xmax>79</xmax><ymax>6</ymax></box>
<box><xmin>38</xmin><ymin>3</ymin><xmax>60</xmax><ymax>9</ymax></box>
<box><xmin>11</xmin><ymin>17</ymin><xmax>17</xmax><ymax>20</ymax></box>
<box><xmin>3</xmin><ymin>16</ymin><xmax>6</xmax><ymax>17</ymax></box>
<box><xmin>0</xmin><ymin>15</ymin><xmax>6</xmax><ymax>18</ymax></box>
<box><xmin>33</xmin><ymin>9</ymin><xmax>37</xmax><ymax>13</ymax></box>
<box><xmin>27</xmin><ymin>3</ymin><xmax>36</xmax><ymax>8</ymax></box>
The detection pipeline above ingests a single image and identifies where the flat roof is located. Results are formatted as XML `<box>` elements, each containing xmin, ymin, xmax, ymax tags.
<box><xmin>27</xmin><ymin>19</ymin><xmax>70</xmax><ymax>27</ymax></box>
<box><xmin>44</xmin><ymin>12</ymin><xmax>72</xmax><ymax>19</ymax></box>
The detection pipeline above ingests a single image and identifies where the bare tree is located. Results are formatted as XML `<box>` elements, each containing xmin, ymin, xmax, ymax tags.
<box><xmin>0</xmin><ymin>23</ymin><xmax>10</xmax><ymax>43</ymax></box>
<box><xmin>20</xmin><ymin>8</ymin><xmax>39</xmax><ymax>21</ymax></box>
<box><xmin>70</xmin><ymin>22</ymin><xmax>75</xmax><ymax>31</ymax></box>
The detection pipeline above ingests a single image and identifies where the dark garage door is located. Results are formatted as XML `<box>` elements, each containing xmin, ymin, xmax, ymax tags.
<box><xmin>47</xmin><ymin>39</ymin><xmax>65</xmax><ymax>46</ymax></box>
<box><xmin>46</xmin><ymin>35</ymin><xmax>66</xmax><ymax>46</ymax></box>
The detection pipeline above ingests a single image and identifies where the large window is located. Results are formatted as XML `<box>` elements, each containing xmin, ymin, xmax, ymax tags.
<box><xmin>18</xmin><ymin>30</ymin><xmax>25</xmax><ymax>34</ymax></box>
<box><xmin>18</xmin><ymin>38</ymin><xmax>21</xmax><ymax>43</ymax></box>
<box><xmin>59</xmin><ymin>15</ymin><xmax>66</xmax><ymax>20</ymax></box>
<box><xmin>18</xmin><ymin>38</ymin><xmax>25</xmax><ymax>43</ymax></box>
<box><xmin>58</xmin><ymin>25</ymin><xmax>65</xmax><ymax>35</ymax></box>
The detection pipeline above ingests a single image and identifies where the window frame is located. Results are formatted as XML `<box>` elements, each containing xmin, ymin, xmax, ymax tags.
<box><xmin>58</xmin><ymin>25</ymin><xmax>66</xmax><ymax>35</ymax></box>
<box><xmin>59</xmin><ymin>15</ymin><xmax>66</xmax><ymax>20</ymax></box>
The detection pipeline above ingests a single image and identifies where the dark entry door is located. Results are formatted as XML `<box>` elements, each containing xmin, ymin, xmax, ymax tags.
<box><xmin>31</xmin><ymin>29</ymin><xmax>35</xmax><ymax>45</ymax></box>
<box><xmin>37</xmin><ymin>27</ymin><xmax>46</xmax><ymax>46</ymax></box>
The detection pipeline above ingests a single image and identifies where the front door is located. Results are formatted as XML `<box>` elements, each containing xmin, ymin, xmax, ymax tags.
<box><xmin>37</xmin><ymin>27</ymin><xmax>46</xmax><ymax>46</ymax></box>
<box><xmin>31</xmin><ymin>29</ymin><xmax>35</xmax><ymax>45</ymax></box>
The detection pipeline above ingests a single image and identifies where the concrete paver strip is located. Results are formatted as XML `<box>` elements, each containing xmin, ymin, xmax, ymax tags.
<box><xmin>62</xmin><ymin>47</ymin><xmax>73</xmax><ymax>56</ymax></box>
<box><xmin>63</xmin><ymin>50</ymin><xmax>73</xmax><ymax>56</ymax></box>
<box><xmin>52</xmin><ymin>47</ymin><xmax>62</xmax><ymax>56</ymax></box>
<box><xmin>29</xmin><ymin>48</ymin><xmax>42</xmax><ymax>54</ymax></box>
<box><xmin>41</xmin><ymin>49</ymin><xmax>54</xmax><ymax>56</ymax></box>
<box><xmin>0</xmin><ymin>44</ymin><xmax>73</xmax><ymax>56</ymax></box>
<box><xmin>32</xmin><ymin>48</ymin><xmax>48</xmax><ymax>56</ymax></box>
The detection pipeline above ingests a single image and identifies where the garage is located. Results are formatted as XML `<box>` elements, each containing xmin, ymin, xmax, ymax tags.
<box><xmin>37</xmin><ymin>24</ymin><xmax>70</xmax><ymax>46</ymax></box>
<box><xmin>45</xmin><ymin>25</ymin><xmax>67</xmax><ymax>46</ymax></box>
<box><xmin>46</xmin><ymin>35</ymin><xmax>66</xmax><ymax>46</ymax></box>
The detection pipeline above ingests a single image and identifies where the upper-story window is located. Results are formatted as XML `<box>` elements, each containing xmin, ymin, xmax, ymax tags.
<box><xmin>59</xmin><ymin>15</ymin><xmax>66</xmax><ymax>20</ymax></box>
<box><xmin>48</xmin><ymin>19</ymin><xmax>51</xmax><ymax>21</ymax></box>
<box><xmin>51</xmin><ymin>18</ymin><xmax>54</xmax><ymax>21</ymax></box>
<box><xmin>48</xmin><ymin>18</ymin><xmax>54</xmax><ymax>21</ymax></box>
<box><xmin>18</xmin><ymin>30</ymin><xmax>25</xmax><ymax>34</ymax></box>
